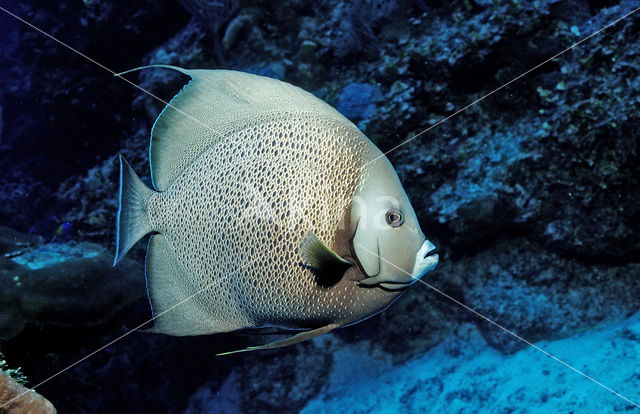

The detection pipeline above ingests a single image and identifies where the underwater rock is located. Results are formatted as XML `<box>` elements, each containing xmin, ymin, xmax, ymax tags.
<box><xmin>525</xmin><ymin>9</ymin><xmax>640</xmax><ymax>258</ymax></box>
<box><xmin>243</xmin><ymin>62</ymin><xmax>287</xmax><ymax>80</ymax></box>
<box><xmin>2</xmin><ymin>0</ymin><xmax>639</xmax><ymax>411</ymax></box>
<box><xmin>322</xmin><ymin>0</ymin><xmax>399</xmax><ymax>60</ymax></box>
<box><xmin>176</xmin><ymin>0</ymin><xmax>239</xmax><ymax>63</ymax></box>
<box><xmin>395</xmin><ymin>1</ymin><xmax>640</xmax><ymax>259</ymax></box>
<box><xmin>351</xmin><ymin>236</ymin><xmax>640</xmax><ymax>357</ymax></box>
<box><xmin>336</xmin><ymin>83</ymin><xmax>382</xmax><ymax>122</ymax></box>
<box><xmin>0</xmin><ymin>231</ymin><xmax>145</xmax><ymax>341</ymax></box>
<box><xmin>222</xmin><ymin>13</ymin><xmax>253</xmax><ymax>50</ymax></box>
<box><xmin>301</xmin><ymin>313</ymin><xmax>640</xmax><ymax>412</ymax></box>
<box><xmin>404</xmin><ymin>254</ymin><xmax>634</xmax><ymax>357</ymax></box>
<box><xmin>396</xmin><ymin>122</ymin><xmax>542</xmax><ymax>249</ymax></box>
<box><xmin>55</xmin><ymin>157</ymin><xmax>120</xmax><ymax>242</ymax></box>
<box><xmin>299</xmin><ymin>39</ymin><xmax>318</xmax><ymax>61</ymax></box>
<box><xmin>0</xmin><ymin>370</ymin><xmax>56</xmax><ymax>414</ymax></box>
<box><xmin>452</xmin><ymin>238</ymin><xmax>640</xmax><ymax>353</ymax></box>
<box><xmin>184</xmin><ymin>373</ymin><xmax>242</xmax><ymax>414</ymax></box>
<box><xmin>184</xmin><ymin>338</ymin><xmax>333</xmax><ymax>413</ymax></box>
<box><xmin>0</xmin><ymin>226</ymin><xmax>42</xmax><ymax>257</ymax></box>
<box><xmin>0</xmin><ymin>179</ymin><xmax>54</xmax><ymax>238</ymax></box>
<box><xmin>0</xmin><ymin>0</ymin><xmax>190</xmax><ymax>232</ymax></box>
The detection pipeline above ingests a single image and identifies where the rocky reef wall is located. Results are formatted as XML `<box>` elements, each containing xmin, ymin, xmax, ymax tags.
<box><xmin>0</xmin><ymin>0</ymin><xmax>638</xmax><ymax>412</ymax></box>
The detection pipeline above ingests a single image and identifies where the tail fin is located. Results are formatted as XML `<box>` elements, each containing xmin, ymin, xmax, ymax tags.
<box><xmin>114</xmin><ymin>155</ymin><xmax>155</xmax><ymax>266</ymax></box>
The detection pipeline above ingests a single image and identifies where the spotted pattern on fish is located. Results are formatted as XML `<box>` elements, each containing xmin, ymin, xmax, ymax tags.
<box><xmin>147</xmin><ymin>113</ymin><xmax>392</xmax><ymax>331</ymax></box>
<box><xmin>114</xmin><ymin>67</ymin><xmax>438</xmax><ymax>351</ymax></box>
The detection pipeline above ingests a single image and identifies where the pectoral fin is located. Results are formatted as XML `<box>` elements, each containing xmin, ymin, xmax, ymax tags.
<box><xmin>299</xmin><ymin>231</ymin><xmax>352</xmax><ymax>287</ymax></box>
<box><xmin>216</xmin><ymin>324</ymin><xmax>339</xmax><ymax>356</ymax></box>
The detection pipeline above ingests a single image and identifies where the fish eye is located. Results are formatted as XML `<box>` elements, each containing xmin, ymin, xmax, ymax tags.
<box><xmin>385</xmin><ymin>208</ymin><xmax>404</xmax><ymax>228</ymax></box>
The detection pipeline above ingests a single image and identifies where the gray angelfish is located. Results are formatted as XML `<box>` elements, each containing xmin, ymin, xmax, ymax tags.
<box><xmin>113</xmin><ymin>65</ymin><xmax>439</xmax><ymax>354</ymax></box>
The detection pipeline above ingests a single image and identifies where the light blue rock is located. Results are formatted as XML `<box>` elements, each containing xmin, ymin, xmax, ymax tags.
<box><xmin>301</xmin><ymin>312</ymin><xmax>640</xmax><ymax>413</ymax></box>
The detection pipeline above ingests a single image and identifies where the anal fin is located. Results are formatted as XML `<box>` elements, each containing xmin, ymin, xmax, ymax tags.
<box><xmin>216</xmin><ymin>324</ymin><xmax>339</xmax><ymax>356</ymax></box>
<box><xmin>146</xmin><ymin>234</ymin><xmax>235</xmax><ymax>336</ymax></box>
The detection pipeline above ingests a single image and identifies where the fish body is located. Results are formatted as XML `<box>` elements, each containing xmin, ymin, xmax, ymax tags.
<box><xmin>114</xmin><ymin>67</ymin><xmax>438</xmax><ymax>352</ymax></box>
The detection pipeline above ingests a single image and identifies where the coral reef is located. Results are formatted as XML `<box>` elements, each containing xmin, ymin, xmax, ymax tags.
<box><xmin>177</xmin><ymin>0</ymin><xmax>239</xmax><ymax>63</ymax></box>
<box><xmin>0</xmin><ymin>0</ymin><xmax>639</xmax><ymax>411</ymax></box>
<box><xmin>0</xmin><ymin>0</ymin><xmax>190</xmax><ymax>234</ymax></box>
<box><xmin>0</xmin><ymin>352</ymin><xmax>26</xmax><ymax>386</ymax></box>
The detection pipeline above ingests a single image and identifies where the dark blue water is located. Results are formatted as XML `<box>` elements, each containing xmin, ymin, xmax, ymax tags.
<box><xmin>0</xmin><ymin>0</ymin><xmax>639</xmax><ymax>412</ymax></box>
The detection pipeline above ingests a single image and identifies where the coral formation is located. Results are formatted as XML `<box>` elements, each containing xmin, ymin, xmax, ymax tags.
<box><xmin>177</xmin><ymin>0</ymin><xmax>239</xmax><ymax>63</ymax></box>
<box><xmin>0</xmin><ymin>352</ymin><xmax>26</xmax><ymax>386</ymax></box>
<box><xmin>0</xmin><ymin>0</ymin><xmax>638</xmax><ymax>411</ymax></box>
<box><xmin>0</xmin><ymin>370</ymin><xmax>56</xmax><ymax>413</ymax></box>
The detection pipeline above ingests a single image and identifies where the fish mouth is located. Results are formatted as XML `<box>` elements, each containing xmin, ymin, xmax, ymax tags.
<box><xmin>378</xmin><ymin>280</ymin><xmax>412</xmax><ymax>290</ymax></box>
<box><xmin>358</xmin><ymin>240</ymin><xmax>439</xmax><ymax>290</ymax></box>
<box><xmin>412</xmin><ymin>240</ymin><xmax>438</xmax><ymax>280</ymax></box>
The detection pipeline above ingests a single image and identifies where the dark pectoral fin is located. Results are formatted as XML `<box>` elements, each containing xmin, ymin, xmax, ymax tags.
<box><xmin>299</xmin><ymin>231</ymin><xmax>352</xmax><ymax>287</ymax></box>
<box><xmin>216</xmin><ymin>324</ymin><xmax>339</xmax><ymax>356</ymax></box>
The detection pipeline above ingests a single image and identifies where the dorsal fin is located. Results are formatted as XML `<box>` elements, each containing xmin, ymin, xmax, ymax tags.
<box><xmin>118</xmin><ymin>65</ymin><xmax>345</xmax><ymax>191</ymax></box>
